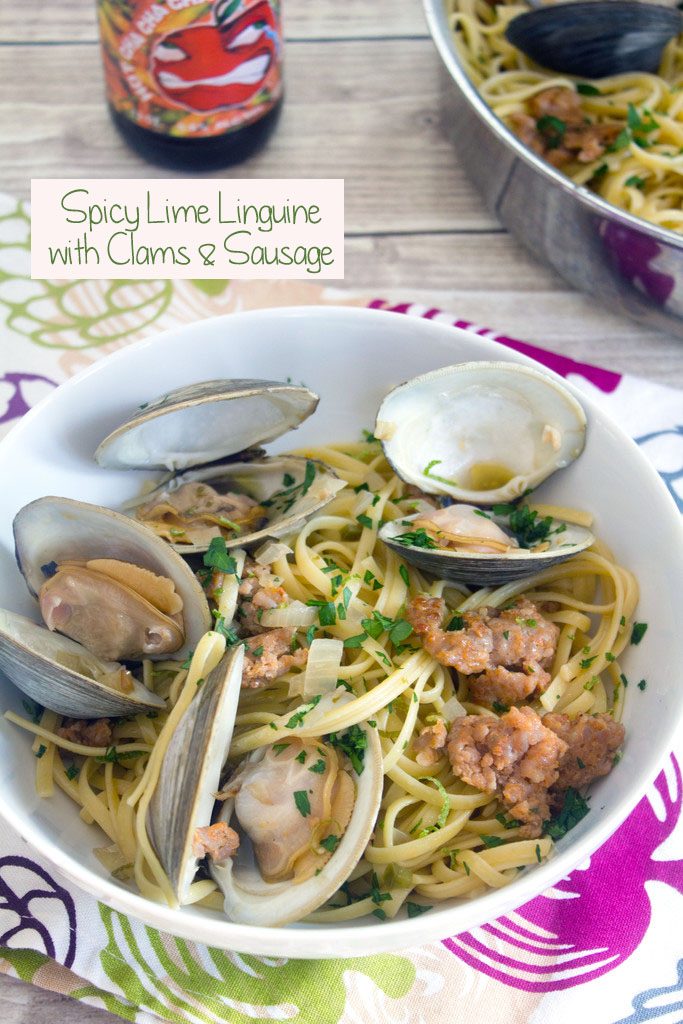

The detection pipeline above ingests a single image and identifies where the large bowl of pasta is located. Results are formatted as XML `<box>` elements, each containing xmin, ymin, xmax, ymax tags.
<box><xmin>424</xmin><ymin>0</ymin><xmax>683</xmax><ymax>337</ymax></box>
<box><xmin>0</xmin><ymin>306</ymin><xmax>680</xmax><ymax>958</ymax></box>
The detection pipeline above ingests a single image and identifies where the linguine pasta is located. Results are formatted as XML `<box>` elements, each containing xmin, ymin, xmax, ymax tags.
<box><xmin>448</xmin><ymin>0</ymin><xmax>683</xmax><ymax>232</ymax></box>
<box><xmin>7</xmin><ymin>438</ymin><xmax>638</xmax><ymax>921</ymax></box>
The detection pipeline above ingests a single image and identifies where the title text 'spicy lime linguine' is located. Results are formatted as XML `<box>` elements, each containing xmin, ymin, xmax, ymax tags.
<box><xmin>448</xmin><ymin>0</ymin><xmax>683</xmax><ymax>232</ymax></box>
<box><xmin>6</xmin><ymin>436</ymin><xmax>641</xmax><ymax>925</ymax></box>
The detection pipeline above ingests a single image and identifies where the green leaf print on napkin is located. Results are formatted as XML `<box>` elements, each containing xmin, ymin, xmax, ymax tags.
<box><xmin>96</xmin><ymin>905</ymin><xmax>416</xmax><ymax>1024</ymax></box>
<box><xmin>191</xmin><ymin>280</ymin><xmax>230</xmax><ymax>297</ymax></box>
<box><xmin>0</xmin><ymin>200</ymin><xmax>173</xmax><ymax>349</ymax></box>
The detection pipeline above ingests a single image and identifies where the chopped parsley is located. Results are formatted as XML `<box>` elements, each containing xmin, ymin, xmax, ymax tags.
<box><xmin>327</xmin><ymin>724</ymin><xmax>367</xmax><ymax>775</ymax></box>
<box><xmin>262</xmin><ymin>460</ymin><xmax>317</xmax><ymax>512</ymax></box>
<box><xmin>22</xmin><ymin>699</ymin><xmax>43</xmax><ymax>724</ymax></box>
<box><xmin>309</xmin><ymin>758</ymin><xmax>326</xmax><ymax>773</ymax></box>
<box><xmin>543</xmin><ymin>787</ymin><xmax>590</xmax><ymax>839</ymax></box>
<box><xmin>446</xmin><ymin>614</ymin><xmax>465</xmax><ymax>632</ymax></box>
<box><xmin>502</xmin><ymin>630</ymin><xmax>510</xmax><ymax>640</ymax></box>
<box><xmin>495</xmin><ymin>813</ymin><xmax>519</xmax><ymax>830</ymax></box>
<box><xmin>392</xmin><ymin>527</ymin><xmax>437</xmax><ymax>550</ymax></box>
<box><xmin>481</xmin><ymin>835</ymin><xmax>506</xmax><ymax>848</ymax></box>
<box><xmin>620</xmin><ymin>672</ymin><xmax>629</xmax><ymax>688</ymax></box>
<box><xmin>364</xmin><ymin>569</ymin><xmax>383</xmax><ymax>591</ymax></box>
<box><xmin>202</xmin><ymin>537</ymin><xmax>237</xmax><ymax>575</ymax></box>
<box><xmin>631</xmin><ymin>621</ymin><xmax>648</xmax><ymax>645</ymax></box>
<box><xmin>272</xmin><ymin>742</ymin><xmax>290</xmax><ymax>755</ymax></box>
<box><xmin>95</xmin><ymin>747</ymin><xmax>146</xmax><ymax>764</ymax></box>
<box><xmin>406</xmin><ymin>901</ymin><xmax>433</xmax><ymax>918</ymax></box>
<box><xmin>362</xmin><ymin>430</ymin><xmax>379</xmax><ymax>444</ymax></box>
<box><xmin>294</xmin><ymin>790</ymin><xmax>311</xmax><ymax>817</ymax></box>
<box><xmin>285</xmin><ymin>695</ymin><xmax>322</xmax><ymax>729</ymax></box>
<box><xmin>370</xmin><ymin>871</ymin><xmax>392</xmax><ymax>908</ymax></box>
<box><xmin>580</xmin><ymin>655</ymin><xmax>597</xmax><ymax>670</ymax></box>
<box><xmin>295</xmin><ymin>750</ymin><xmax>307</xmax><ymax>764</ymax></box>
<box><xmin>307</xmin><ymin>599</ymin><xmax>337</xmax><ymax>628</ymax></box>
<box><xmin>320</xmin><ymin>834</ymin><xmax>340</xmax><ymax>853</ymax></box>
<box><xmin>40</xmin><ymin>561</ymin><xmax>58</xmax><ymax>578</ymax></box>
<box><xmin>35</xmin><ymin>744</ymin><xmax>47</xmax><ymax>759</ymax></box>
<box><xmin>212</xmin><ymin>614</ymin><xmax>241</xmax><ymax>646</ymax></box>
<box><xmin>625</xmin><ymin>175</ymin><xmax>646</xmax><ymax>189</ymax></box>
<box><xmin>535</xmin><ymin>844</ymin><xmax>543</xmax><ymax>863</ymax></box>
<box><xmin>507</xmin><ymin>505</ymin><xmax>562</xmax><ymax>549</ymax></box>
<box><xmin>492</xmin><ymin>700</ymin><xmax>509</xmax><ymax>714</ymax></box>
<box><xmin>357</xmin><ymin>513</ymin><xmax>374</xmax><ymax>530</ymax></box>
<box><xmin>399</xmin><ymin>564</ymin><xmax>410</xmax><ymax>588</ymax></box>
<box><xmin>65</xmin><ymin>763</ymin><xmax>79</xmax><ymax>780</ymax></box>
<box><xmin>251</xmin><ymin>645</ymin><xmax>264</xmax><ymax>658</ymax></box>
<box><xmin>577</xmin><ymin>82</ymin><xmax>601</xmax><ymax>96</ymax></box>
<box><xmin>638</xmin><ymin>679</ymin><xmax>647</xmax><ymax>691</ymax></box>
<box><xmin>536</xmin><ymin>114</ymin><xmax>566</xmax><ymax>149</ymax></box>
<box><xmin>343</xmin><ymin>633</ymin><xmax>367</xmax><ymax>649</ymax></box>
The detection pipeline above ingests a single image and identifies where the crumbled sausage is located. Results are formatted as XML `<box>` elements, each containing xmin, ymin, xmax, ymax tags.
<box><xmin>406</xmin><ymin>596</ymin><xmax>559</xmax><ymax>706</ymax></box>
<box><xmin>237</xmin><ymin>558</ymin><xmax>289</xmax><ymax>634</ymax></box>
<box><xmin>413</xmin><ymin>719</ymin><xmax>448</xmax><ymax>767</ymax></box>
<box><xmin>509</xmin><ymin>87</ymin><xmax>623</xmax><ymax>168</ymax></box>
<box><xmin>242</xmin><ymin>628</ymin><xmax>308</xmax><ymax>689</ymax></box>
<box><xmin>192</xmin><ymin>822</ymin><xmax>240</xmax><ymax>863</ymax></box>
<box><xmin>543</xmin><ymin>712</ymin><xmax>625</xmax><ymax>790</ymax></box>
<box><xmin>57</xmin><ymin>718</ymin><xmax>114</xmax><ymax>747</ymax></box>
<box><xmin>447</xmin><ymin>706</ymin><xmax>568</xmax><ymax>837</ymax></box>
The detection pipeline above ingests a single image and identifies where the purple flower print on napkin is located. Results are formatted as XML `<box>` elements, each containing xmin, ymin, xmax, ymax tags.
<box><xmin>444</xmin><ymin>757</ymin><xmax>683</xmax><ymax>991</ymax></box>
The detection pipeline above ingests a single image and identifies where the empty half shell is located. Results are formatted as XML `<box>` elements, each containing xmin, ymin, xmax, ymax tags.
<box><xmin>14</xmin><ymin>496</ymin><xmax>212</xmax><ymax>662</ymax></box>
<box><xmin>148</xmin><ymin>643</ymin><xmax>244</xmax><ymax>905</ymax></box>
<box><xmin>95</xmin><ymin>379</ymin><xmax>319</xmax><ymax>472</ymax></box>
<box><xmin>380</xmin><ymin>506</ymin><xmax>594</xmax><ymax>586</ymax></box>
<box><xmin>210</xmin><ymin>702</ymin><xmax>383</xmax><ymax>927</ymax></box>
<box><xmin>127</xmin><ymin>456</ymin><xmax>346</xmax><ymax>554</ymax></box>
<box><xmin>375</xmin><ymin>362</ymin><xmax>587</xmax><ymax>505</ymax></box>
<box><xmin>0</xmin><ymin>609</ymin><xmax>165</xmax><ymax>719</ymax></box>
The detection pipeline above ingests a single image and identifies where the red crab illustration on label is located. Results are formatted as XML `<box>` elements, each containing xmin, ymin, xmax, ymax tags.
<box><xmin>151</xmin><ymin>1</ymin><xmax>279</xmax><ymax>113</ymax></box>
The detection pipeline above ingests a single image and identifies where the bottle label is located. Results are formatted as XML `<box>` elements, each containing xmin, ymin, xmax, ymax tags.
<box><xmin>98</xmin><ymin>0</ymin><xmax>283</xmax><ymax>139</ymax></box>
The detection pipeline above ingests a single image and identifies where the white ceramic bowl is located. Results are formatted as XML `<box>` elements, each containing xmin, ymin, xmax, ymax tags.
<box><xmin>0</xmin><ymin>306</ymin><xmax>680</xmax><ymax>958</ymax></box>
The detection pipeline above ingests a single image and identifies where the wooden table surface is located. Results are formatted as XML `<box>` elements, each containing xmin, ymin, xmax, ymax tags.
<box><xmin>0</xmin><ymin>1</ymin><xmax>681</xmax><ymax>1021</ymax></box>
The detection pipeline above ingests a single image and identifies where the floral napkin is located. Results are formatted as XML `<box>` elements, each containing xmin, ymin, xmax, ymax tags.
<box><xmin>0</xmin><ymin>192</ymin><xmax>682</xmax><ymax>1024</ymax></box>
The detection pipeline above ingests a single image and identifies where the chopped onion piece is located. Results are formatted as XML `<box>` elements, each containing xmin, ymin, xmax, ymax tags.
<box><xmin>441</xmin><ymin>694</ymin><xmax>466</xmax><ymax>723</ymax></box>
<box><xmin>302</xmin><ymin>638</ymin><xmax>344</xmax><ymax>697</ymax></box>
<box><xmin>353</xmin><ymin>490</ymin><xmax>374</xmax><ymax>517</ymax></box>
<box><xmin>254</xmin><ymin>540</ymin><xmax>293</xmax><ymax>566</ymax></box>
<box><xmin>216</xmin><ymin>548</ymin><xmax>246</xmax><ymax>624</ymax></box>
<box><xmin>260</xmin><ymin>601</ymin><xmax>317</xmax><ymax>629</ymax></box>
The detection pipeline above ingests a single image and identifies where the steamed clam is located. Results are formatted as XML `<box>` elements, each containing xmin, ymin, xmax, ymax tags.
<box><xmin>0</xmin><ymin>496</ymin><xmax>211</xmax><ymax>717</ymax></box>
<box><xmin>375</xmin><ymin>362</ymin><xmax>592</xmax><ymax>585</ymax></box>
<box><xmin>95</xmin><ymin>378</ymin><xmax>344</xmax><ymax>554</ymax></box>
<box><xmin>148</xmin><ymin>643</ymin><xmax>244</xmax><ymax>904</ymax></box>
<box><xmin>150</xmin><ymin>687</ymin><xmax>383</xmax><ymax>924</ymax></box>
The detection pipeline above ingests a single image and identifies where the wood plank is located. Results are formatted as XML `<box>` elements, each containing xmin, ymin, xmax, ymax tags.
<box><xmin>344</xmin><ymin>234</ymin><xmax>683</xmax><ymax>386</ymax></box>
<box><xmin>0</xmin><ymin>0</ymin><xmax>428</xmax><ymax>44</ymax></box>
<box><xmin>0</xmin><ymin>972</ymin><xmax>118</xmax><ymax>1024</ymax></box>
<box><xmin>0</xmin><ymin>39</ymin><xmax>497</xmax><ymax>233</ymax></box>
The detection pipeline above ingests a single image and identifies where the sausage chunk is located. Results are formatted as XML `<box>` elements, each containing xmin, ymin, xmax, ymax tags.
<box><xmin>236</xmin><ymin>558</ymin><xmax>289</xmax><ymax>635</ymax></box>
<box><xmin>192</xmin><ymin>822</ymin><xmax>240</xmax><ymax>863</ymax></box>
<box><xmin>543</xmin><ymin>712</ymin><xmax>625</xmax><ymax>790</ymax></box>
<box><xmin>242</xmin><ymin>628</ymin><xmax>308</xmax><ymax>689</ymax></box>
<box><xmin>406</xmin><ymin>596</ymin><xmax>559</xmax><ymax>706</ymax></box>
<box><xmin>413</xmin><ymin>719</ymin><xmax>448</xmax><ymax>767</ymax></box>
<box><xmin>509</xmin><ymin>87</ymin><xmax>623</xmax><ymax>169</ymax></box>
<box><xmin>447</xmin><ymin>706</ymin><xmax>567</xmax><ymax>837</ymax></box>
<box><xmin>57</xmin><ymin>718</ymin><xmax>114</xmax><ymax>747</ymax></box>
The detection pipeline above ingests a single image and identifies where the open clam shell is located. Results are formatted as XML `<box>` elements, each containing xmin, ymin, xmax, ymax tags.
<box><xmin>380</xmin><ymin>510</ymin><xmax>594</xmax><ymax>586</ymax></box>
<box><xmin>0</xmin><ymin>609</ymin><xmax>165</xmax><ymax>718</ymax></box>
<box><xmin>95</xmin><ymin>379</ymin><xmax>319</xmax><ymax>472</ymax></box>
<box><xmin>375</xmin><ymin>362</ymin><xmax>586</xmax><ymax>505</ymax></box>
<box><xmin>210</xmin><ymin>711</ymin><xmax>383</xmax><ymax>927</ymax></box>
<box><xmin>148</xmin><ymin>644</ymin><xmax>244</xmax><ymax>905</ymax></box>
<box><xmin>14</xmin><ymin>496</ymin><xmax>212</xmax><ymax>662</ymax></box>
<box><xmin>127</xmin><ymin>456</ymin><xmax>346</xmax><ymax>555</ymax></box>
